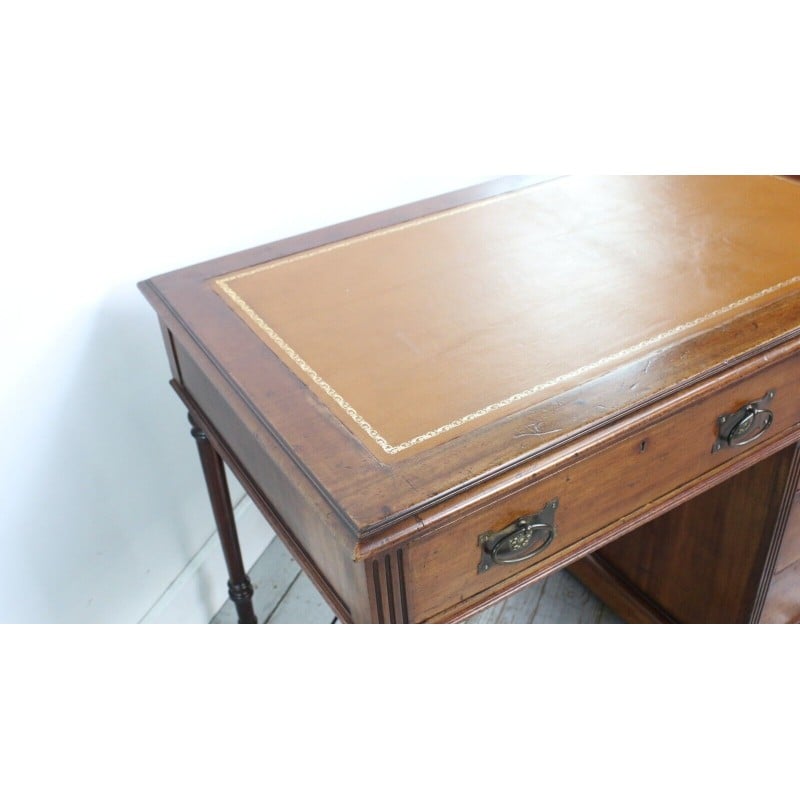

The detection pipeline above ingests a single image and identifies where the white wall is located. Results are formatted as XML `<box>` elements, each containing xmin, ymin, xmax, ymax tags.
<box><xmin>0</xmin><ymin>85</ymin><xmax>488</xmax><ymax>620</ymax></box>
<box><xmin>0</xmin><ymin>8</ymin><xmax>496</xmax><ymax>622</ymax></box>
<box><xmin>0</xmin><ymin>172</ymin><xmax>487</xmax><ymax>623</ymax></box>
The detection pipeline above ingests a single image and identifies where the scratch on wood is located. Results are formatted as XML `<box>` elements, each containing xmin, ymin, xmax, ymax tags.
<box><xmin>516</xmin><ymin>421</ymin><xmax>563</xmax><ymax>438</ymax></box>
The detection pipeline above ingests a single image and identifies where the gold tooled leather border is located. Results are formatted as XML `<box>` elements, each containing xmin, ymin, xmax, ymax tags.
<box><xmin>215</xmin><ymin>187</ymin><xmax>800</xmax><ymax>456</ymax></box>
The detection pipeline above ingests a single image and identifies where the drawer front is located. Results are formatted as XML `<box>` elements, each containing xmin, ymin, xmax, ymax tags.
<box><xmin>405</xmin><ymin>350</ymin><xmax>800</xmax><ymax>622</ymax></box>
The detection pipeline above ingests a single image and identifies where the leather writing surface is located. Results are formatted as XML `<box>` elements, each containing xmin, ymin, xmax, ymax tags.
<box><xmin>213</xmin><ymin>176</ymin><xmax>800</xmax><ymax>458</ymax></box>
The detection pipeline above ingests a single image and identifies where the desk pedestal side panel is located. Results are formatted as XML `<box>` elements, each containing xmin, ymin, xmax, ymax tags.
<box><xmin>756</xmin><ymin>486</ymin><xmax>800</xmax><ymax>623</ymax></box>
<box><xmin>569</xmin><ymin>443</ymin><xmax>800</xmax><ymax>623</ymax></box>
<box><xmin>169</xmin><ymin>335</ymin><xmax>373</xmax><ymax>623</ymax></box>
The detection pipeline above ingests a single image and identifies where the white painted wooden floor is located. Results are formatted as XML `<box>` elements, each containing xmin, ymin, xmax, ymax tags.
<box><xmin>212</xmin><ymin>535</ymin><xmax>622</xmax><ymax>624</ymax></box>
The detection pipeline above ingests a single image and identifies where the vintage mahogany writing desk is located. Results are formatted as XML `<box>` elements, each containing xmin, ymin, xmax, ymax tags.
<box><xmin>140</xmin><ymin>176</ymin><xmax>800</xmax><ymax>624</ymax></box>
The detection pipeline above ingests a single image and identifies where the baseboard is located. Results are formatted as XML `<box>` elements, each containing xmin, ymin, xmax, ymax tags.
<box><xmin>140</xmin><ymin>495</ymin><xmax>275</xmax><ymax>623</ymax></box>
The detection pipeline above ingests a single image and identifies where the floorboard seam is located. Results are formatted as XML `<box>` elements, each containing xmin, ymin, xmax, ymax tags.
<box><xmin>262</xmin><ymin>570</ymin><xmax>303</xmax><ymax>624</ymax></box>
<box><xmin>528</xmin><ymin>580</ymin><xmax>548</xmax><ymax>624</ymax></box>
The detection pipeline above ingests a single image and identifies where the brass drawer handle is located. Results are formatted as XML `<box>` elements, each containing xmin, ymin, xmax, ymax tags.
<box><xmin>478</xmin><ymin>499</ymin><xmax>558</xmax><ymax>574</ymax></box>
<box><xmin>712</xmin><ymin>390</ymin><xmax>775</xmax><ymax>453</ymax></box>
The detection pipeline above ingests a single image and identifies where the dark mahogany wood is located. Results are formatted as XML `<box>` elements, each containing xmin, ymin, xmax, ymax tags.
<box><xmin>188</xmin><ymin>412</ymin><xmax>257</xmax><ymax>624</ymax></box>
<box><xmin>570</xmin><ymin>444</ymin><xmax>800</xmax><ymax>623</ymax></box>
<box><xmin>138</xmin><ymin>177</ymin><xmax>800</xmax><ymax>623</ymax></box>
<box><xmin>176</xmin><ymin>379</ymin><xmax>358</xmax><ymax>622</ymax></box>
<box><xmin>140</xmin><ymin>177</ymin><xmax>800</xmax><ymax>536</ymax></box>
<box><xmin>566</xmin><ymin>555</ymin><xmax>674</xmax><ymax>623</ymax></box>
<box><xmin>759</xmin><ymin>481</ymin><xmax>800</xmax><ymax>622</ymax></box>
<box><xmin>368</xmin><ymin>548</ymin><xmax>410</xmax><ymax>624</ymax></box>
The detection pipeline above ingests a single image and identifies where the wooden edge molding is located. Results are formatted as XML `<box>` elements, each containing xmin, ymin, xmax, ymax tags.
<box><xmin>751</xmin><ymin>443</ymin><xmax>800</xmax><ymax>621</ymax></box>
<box><xmin>368</xmin><ymin>548</ymin><xmax>411</xmax><ymax>624</ymax></box>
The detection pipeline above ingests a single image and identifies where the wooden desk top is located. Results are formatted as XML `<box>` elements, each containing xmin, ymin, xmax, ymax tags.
<box><xmin>141</xmin><ymin>176</ymin><xmax>800</xmax><ymax>533</ymax></box>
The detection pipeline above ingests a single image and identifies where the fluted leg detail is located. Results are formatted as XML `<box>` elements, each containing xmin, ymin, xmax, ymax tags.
<box><xmin>189</xmin><ymin>413</ymin><xmax>257</xmax><ymax>624</ymax></box>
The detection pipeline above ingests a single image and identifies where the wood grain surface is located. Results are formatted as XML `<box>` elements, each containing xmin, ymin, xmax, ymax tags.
<box><xmin>140</xmin><ymin>176</ymin><xmax>800</xmax><ymax>534</ymax></box>
<box><xmin>140</xmin><ymin>176</ymin><xmax>800</xmax><ymax>623</ymax></box>
<box><xmin>761</xmin><ymin>488</ymin><xmax>800</xmax><ymax>623</ymax></box>
<box><xmin>570</xmin><ymin>444</ymin><xmax>800</xmax><ymax>623</ymax></box>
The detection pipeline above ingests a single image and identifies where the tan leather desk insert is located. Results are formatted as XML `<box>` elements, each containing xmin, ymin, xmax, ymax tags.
<box><xmin>140</xmin><ymin>176</ymin><xmax>800</xmax><ymax>623</ymax></box>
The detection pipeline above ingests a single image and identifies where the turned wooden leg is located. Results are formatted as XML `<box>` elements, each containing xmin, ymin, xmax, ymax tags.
<box><xmin>188</xmin><ymin>412</ymin><xmax>257</xmax><ymax>624</ymax></box>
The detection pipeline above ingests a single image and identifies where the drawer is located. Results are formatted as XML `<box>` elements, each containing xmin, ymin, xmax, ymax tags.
<box><xmin>405</xmin><ymin>349</ymin><xmax>800</xmax><ymax>622</ymax></box>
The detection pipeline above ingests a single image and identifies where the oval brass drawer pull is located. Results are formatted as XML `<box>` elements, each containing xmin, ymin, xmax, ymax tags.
<box><xmin>478</xmin><ymin>499</ymin><xmax>558</xmax><ymax>573</ymax></box>
<box><xmin>712</xmin><ymin>390</ymin><xmax>775</xmax><ymax>453</ymax></box>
